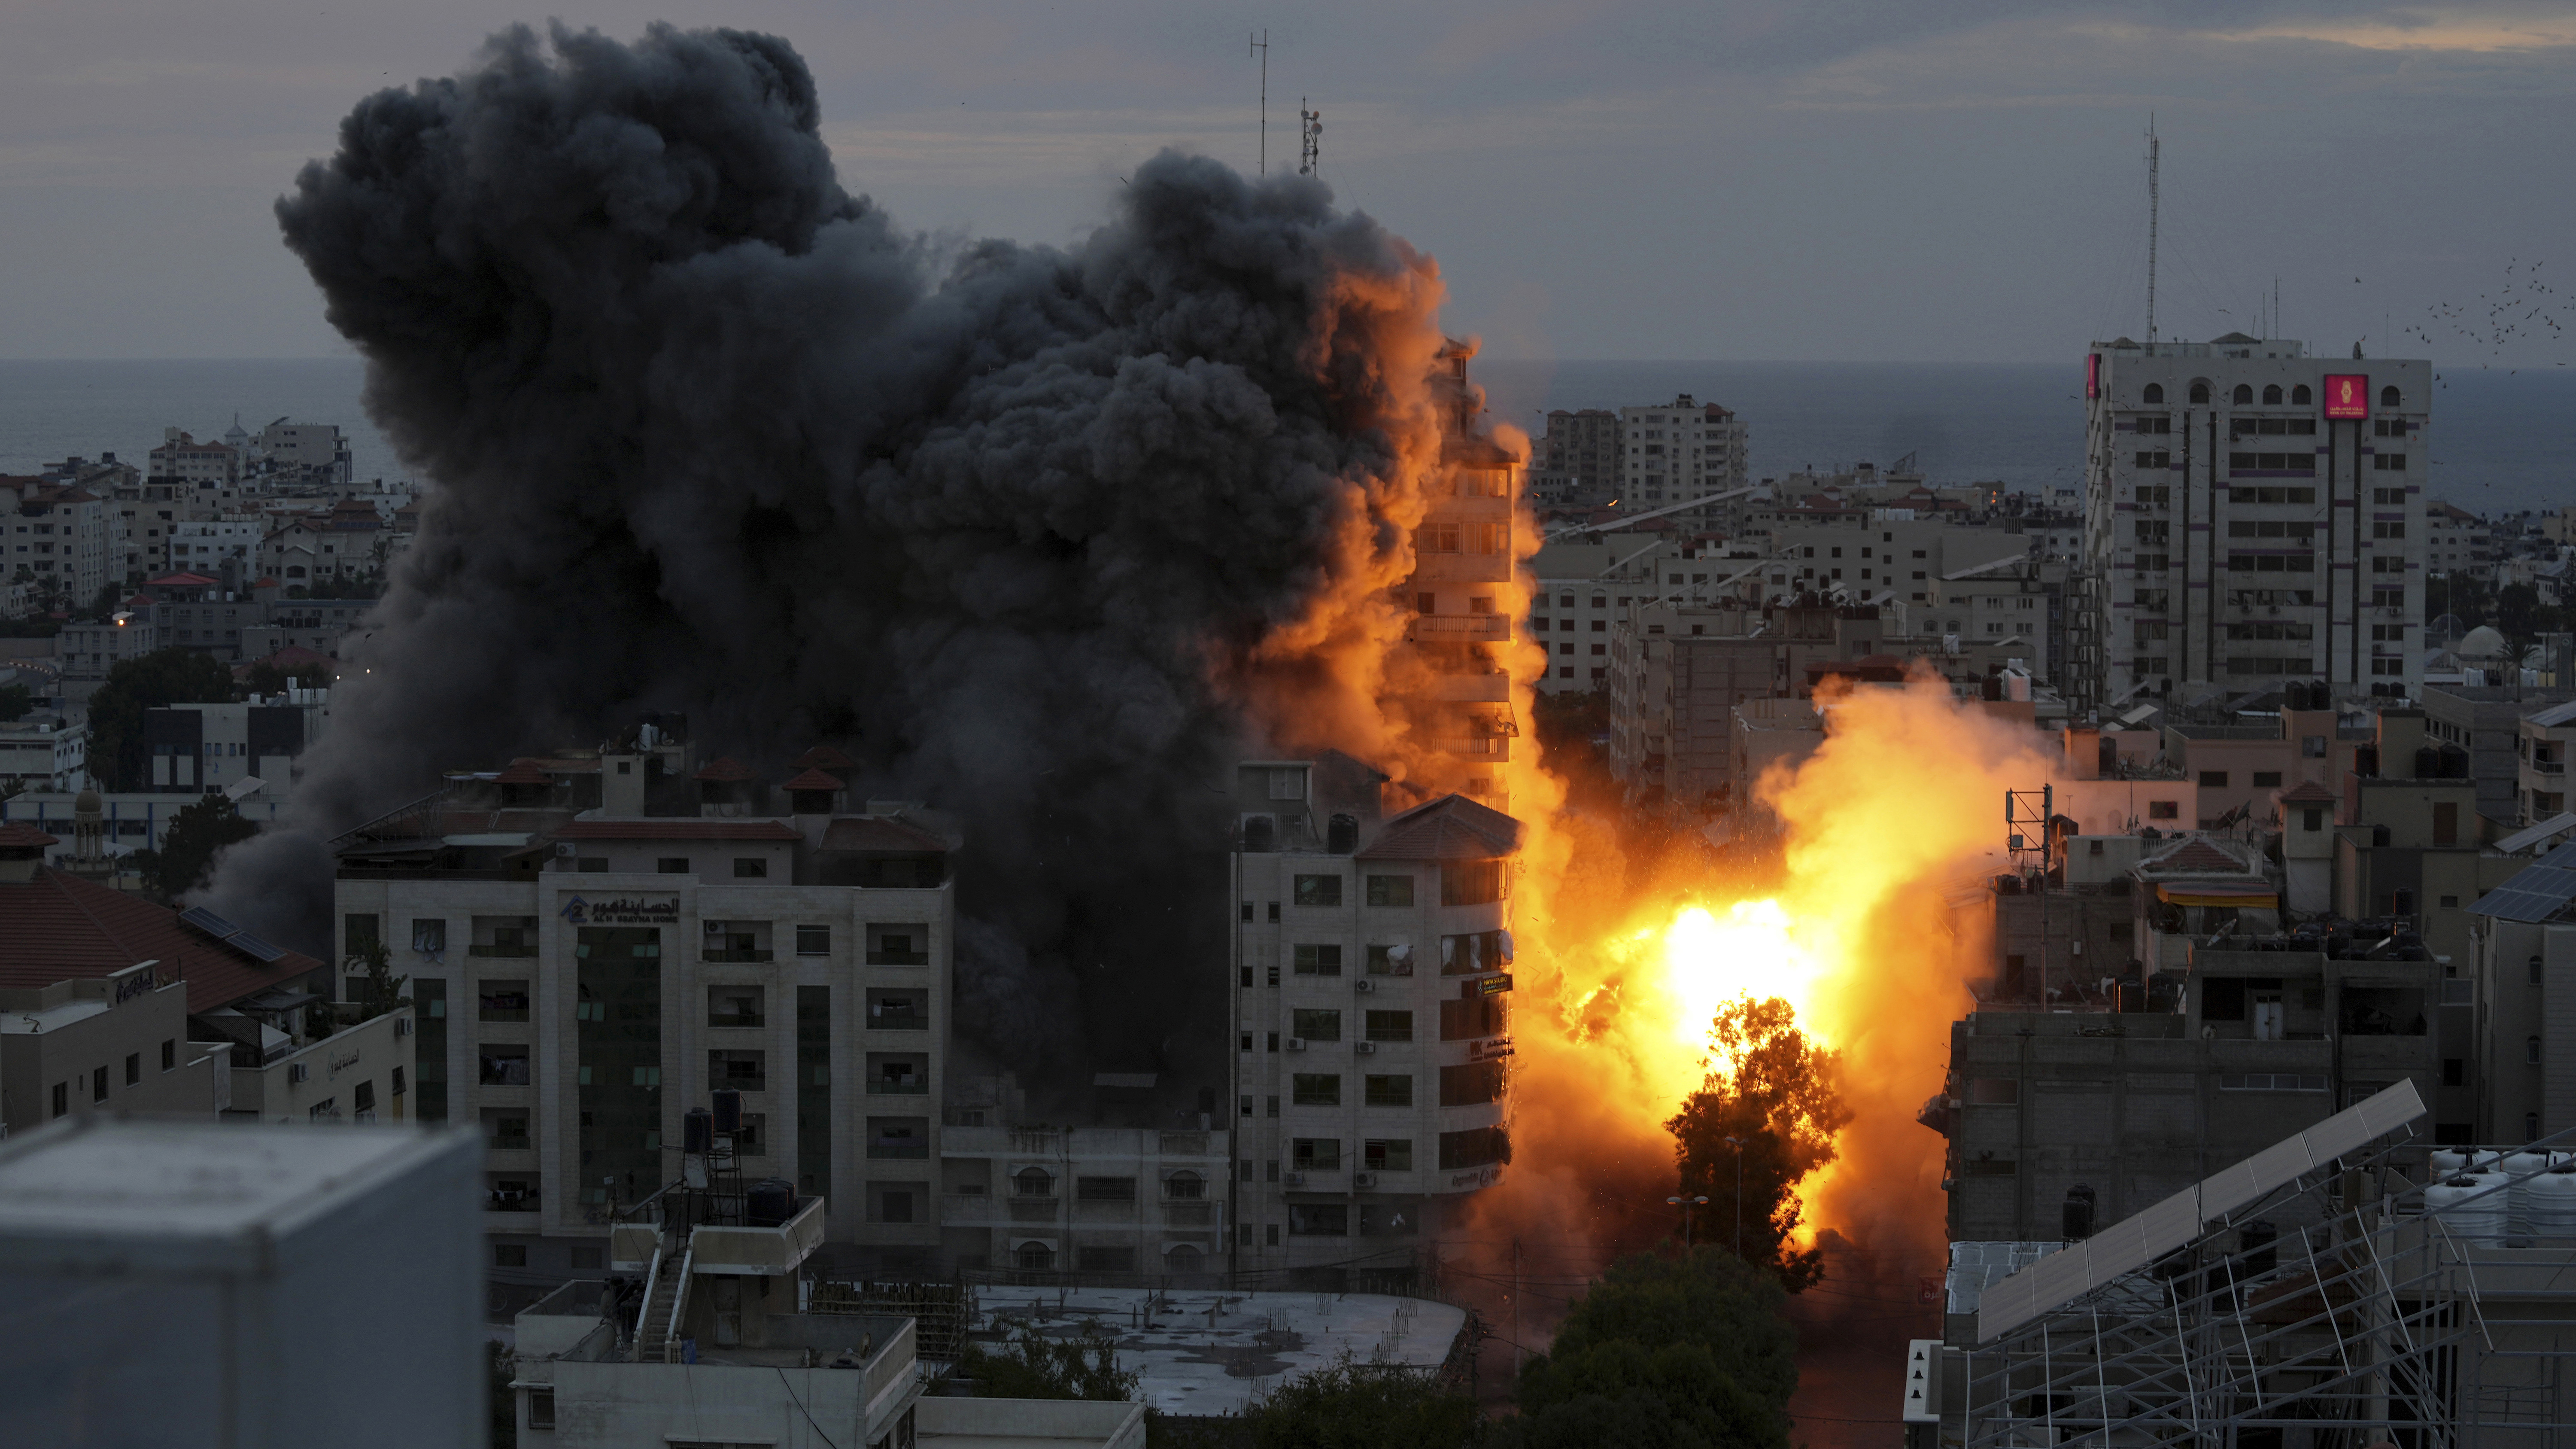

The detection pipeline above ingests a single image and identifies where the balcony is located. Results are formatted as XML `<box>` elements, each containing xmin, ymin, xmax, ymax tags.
<box><xmin>867</xmin><ymin>1079</ymin><xmax>930</xmax><ymax>1095</ymax></box>
<box><xmin>1009</xmin><ymin>1196</ymin><xmax>1059</xmax><ymax>1223</ymax></box>
<box><xmin>1410</xmin><ymin>613</ymin><xmax>1510</xmax><ymax>642</ymax></box>
<box><xmin>702</xmin><ymin>948</ymin><xmax>775</xmax><ymax>963</ymax></box>
<box><xmin>2533</xmin><ymin>759</ymin><xmax>2566</xmax><ymax>776</ymax></box>
<box><xmin>468</xmin><ymin>944</ymin><xmax>537</xmax><ymax>958</ymax></box>
<box><xmin>866</xmin><ymin>950</ymin><xmax>930</xmax><ymax>966</ymax></box>
<box><xmin>1163</xmin><ymin>1202</ymin><xmax>1215</xmax><ymax>1227</ymax></box>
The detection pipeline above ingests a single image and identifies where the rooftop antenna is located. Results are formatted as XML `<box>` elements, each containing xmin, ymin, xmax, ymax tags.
<box><xmin>1298</xmin><ymin>99</ymin><xmax>1321</xmax><ymax>177</ymax></box>
<box><xmin>2145</xmin><ymin>115</ymin><xmax>2160</xmax><ymax>347</ymax></box>
<box><xmin>1250</xmin><ymin>31</ymin><xmax>1269</xmax><ymax>175</ymax></box>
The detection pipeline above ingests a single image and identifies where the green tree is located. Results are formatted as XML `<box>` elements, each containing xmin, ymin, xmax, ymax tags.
<box><xmin>0</xmin><ymin>682</ymin><xmax>32</xmax><ymax>722</ymax></box>
<box><xmin>2496</xmin><ymin>582</ymin><xmax>2564</xmax><ymax>648</ymax></box>
<box><xmin>1664</xmin><ymin>998</ymin><xmax>1851</xmax><ymax>1290</ymax></box>
<box><xmin>1233</xmin><ymin>1359</ymin><xmax>1480</xmax><ymax>1449</ymax></box>
<box><xmin>956</xmin><ymin>1328</ymin><xmax>1139</xmax><ymax>1402</ymax></box>
<box><xmin>85</xmin><ymin>647</ymin><xmax>237</xmax><ymax>791</ymax></box>
<box><xmin>144</xmin><ymin>794</ymin><xmax>258</xmax><ymax>899</ymax></box>
<box><xmin>345</xmin><ymin>938</ymin><xmax>412</xmax><ymax>1023</ymax></box>
<box><xmin>1507</xmin><ymin>1248</ymin><xmax>1798</xmax><ymax>1449</ymax></box>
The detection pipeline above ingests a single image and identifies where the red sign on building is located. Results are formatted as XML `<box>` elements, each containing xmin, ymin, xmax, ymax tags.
<box><xmin>2086</xmin><ymin>353</ymin><xmax>2101</xmax><ymax>400</ymax></box>
<box><xmin>2322</xmin><ymin>374</ymin><xmax>2370</xmax><ymax>419</ymax></box>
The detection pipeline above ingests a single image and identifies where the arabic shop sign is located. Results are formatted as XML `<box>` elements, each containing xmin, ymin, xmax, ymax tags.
<box><xmin>559</xmin><ymin>894</ymin><xmax>680</xmax><ymax>926</ymax></box>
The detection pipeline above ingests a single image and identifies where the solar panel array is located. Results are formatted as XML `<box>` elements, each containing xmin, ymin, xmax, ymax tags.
<box><xmin>177</xmin><ymin>904</ymin><xmax>290</xmax><ymax>964</ymax></box>
<box><xmin>1976</xmin><ymin>1079</ymin><xmax>2426</xmax><ymax>1343</ymax></box>
<box><xmin>2469</xmin><ymin>840</ymin><xmax>2576</xmax><ymax>924</ymax></box>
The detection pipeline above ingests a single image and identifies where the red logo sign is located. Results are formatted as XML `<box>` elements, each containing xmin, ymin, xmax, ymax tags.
<box><xmin>2086</xmin><ymin>353</ymin><xmax>2100</xmax><ymax>400</ymax></box>
<box><xmin>2323</xmin><ymin>374</ymin><xmax>2369</xmax><ymax>419</ymax></box>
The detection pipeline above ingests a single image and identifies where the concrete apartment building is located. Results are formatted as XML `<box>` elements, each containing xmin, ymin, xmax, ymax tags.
<box><xmin>137</xmin><ymin>687</ymin><xmax>332</xmax><ymax>795</ymax></box>
<box><xmin>1406</xmin><ymin>343</ymin><xmax>1520</xmax><ymax>807</ymax></box>
<box><xmin>0</xmin><ymin>959</ymin><xmax>230</xmax><ymax>1132</ymax></box>
<box><xmin>2469</xmin><ymin>840</ymin><xmax>2576</xmax><ymax>1145</ymax></box>
<box><xmin>148</xmin><ymin>428</ymin><xmax>243</xmax><ymax>489</ymax></box>
<box><xmin>55</xmin><ymin>614</ymin><xmax>160</xmax><ymax>684</ymax></box>
<box><xmin>2421</xmin><ymin>684</ymin><xmax>2576</xmax><ymax>827</ymax></box>
<box><xmin>1932</xmin><ymin>943</ymin><xmax>2438</xmax><ymax>1242</ymax></box>
<box><xmin>1226</xmin><ymin>759</ymin><xmax>1518</xmax><ymax>1289</ymax></box>
<box><xmin>0</xmin><ymin>712</ymin><xmax>88</xmax><ymax>792</ymax></box>
<box><xmin>2517</xmin><ymin>699</ymin><xmax>2576</xmax><ymax>824</ymax></box>
<box><xmin>938</xmin><ymin>1123</ymin><xmax>1233</xmax><ymax>1278</ymax></box>
<box><xmin>2075</xmin><ymin>335</ymin><xmax>2432</xmax><ymax>711</ymax></box>
<box><xmin>332</xmin><ymin>746</ymin><xmax>958</xmax><ymax>1280</ymax></box>
<box><xmin>1620</xmin><ymin>395</ymin><xmax>1749</xmax><ymax>527</ymax></box>
<box><xmin>2</xmin><ymin>475</ymin><xmax>110</xmax><ymax>609</ymax></box>
<box><xmin>1530</xmin><ymin>407</ymin><xmax>1623</xmax><ymax>505</ymax></box>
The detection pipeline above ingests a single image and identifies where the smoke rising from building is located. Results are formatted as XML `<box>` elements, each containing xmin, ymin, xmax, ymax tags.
<box><xmin>210</xmin><ymin>22</ymin><xmax>1454</xmax><ymax>1094</ymax></box>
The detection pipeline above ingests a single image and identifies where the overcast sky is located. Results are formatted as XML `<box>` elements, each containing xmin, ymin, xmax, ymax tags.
<box><xmin>5</xmin><ymin>1</ymin><xmax>2572</xmax><ymax>364</ymax></box>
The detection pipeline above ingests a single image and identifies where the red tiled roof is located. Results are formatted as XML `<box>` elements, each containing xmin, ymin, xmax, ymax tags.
<box><xmin>0</xmin><ymin>870</ymin><xmax>325</xmax><ymax>1012</ymax></box>
<box><xmin>490</xmin><ymin>759</ymin><xmax>552</xmax><ymax>786</ymax></box>
<box><xmin>147</xmin><ymin>572</ymin><xmax>220</xmax><ymax>588</ymax></box>
<box><xmin>1357</xmin><ymin>794</ymin><xmax>1523</xmax><ymax>861</ymax></box>
<box><xmin>781</xmin><ymin>769</ymin><xmax>844</xmax><ymax>792</ymax></box>
<box><xmin>2278</xmin><ymin>781</ymin><xmax>2339</xmax><ymax>805</ymax></box>
<box><xmin>694</xmin><ymin>757</ymin><xmax>757</xmax><ymax>784</ymax></box>
<box><xmin>555</xmin><ymin>819</ymin><xmax>801</xmax><ymax>842</ymax></box>
<box><xmin>0</xmin><ymin>823</ymin><xmax>63</xmax><ymax>850</ymax></box>
<box><xmin>2144</xmin><ymin>838</ymin><xmax>2256</xmax><ymax>875</ymax></box>
<box><xmin>818</xmin><ymin>817</ymin><xmax>950</xmax><ymax>853</ymax></box>
<box><xmin>791</xmin><ymin>746</ymin><xmax>857</xmax><ymax>772</ymax></box>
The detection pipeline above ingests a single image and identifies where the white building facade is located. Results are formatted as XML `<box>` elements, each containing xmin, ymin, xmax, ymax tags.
<box><xmin>1621</xmin><ymin>395</ymin><xmax>1749</xmax><ymax>527</ymax></box>
<box><xmin>2077</xmin><ymin>335</ymin><xmax>2431</xmax><ymax>711</ymax></box>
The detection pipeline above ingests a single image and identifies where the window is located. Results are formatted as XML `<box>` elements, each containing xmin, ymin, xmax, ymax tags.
<box><xmin>709</xmin><ymin>986</ymin><xmax>765</xmax><ymax>1028</ymax></box>
<box><xmin>2232</xmin><ymin>384</ymin><xmax>2254</xmax><ymax>405</ymax></box>
<box><xmin>2143</xmin><ymin>384</ymin><xmax>2164</xmax><ymax>404</ymax></box>
<box><xmin>1292</xmin><ymin>1074</ymin><xmax>1342</xmax><ymax>1106</ymax></box>
<box><xmin>796</xmin><ymin>924</ymin><xmax>830</xmax><ymax>956</ymax></box>
<box><xmin>1293</xmin><ymin>944</ymin><xmax>1343</xmax><ymax>976</ymax></box>
<box><xmin>2293</xmin><ymin>384</ymin><xmax>2311</xmax><ymax>404</ymax></box>
<box><xmin>1365</xmin><ymin>874</ymin><xmax>1414</xmax><ymax>907</ymax></box>
<box><xmin>1015</xmin><ymin>1167</ymin><xmax>1056</xmax><ymax>1198</ymax></box>
<box><xmin>1291</xmin><ymin>1138</ymin><xmax>1340</xmax><ymax>1169</ymax></box>
<box><xmin>1438</xmin><ymin>1126</ymin><xmax>1510</xmax><ymax>1170</ymax></box>
<box><xmin>51</xmin><ymin>1082</ymin><xmax>66</xmax><ymax>1118</ymax></box>
<box><xmin>1364</xmin><ymin>1009</ymin><xmax>1414</xmax><ymax>1042</ymax></box>
<box><xmin>1364</xmin><ymin>1138</ymin><xmax>1413</xmax><ymax>1171</ymax></box>
<box><xmin>1364</xmin><ymin>1074</ymin><xmax>1413</xmax><ymax>1107</ymax></box>
<box><xmin>732</xmin><ymin>857</ymin><xmax>767</xmax><ymax>878</ymax></box>
<box><xmin>1292</xmin><ymin>1008</ymin><xmax>1343</xmax><ymax>1042</ymax></box>
<box><xmin>2530</xmin><ymin>1036</ymin><xmax>2544</xmax><ymax>1066</ymax></box>
<box><xmin>1440</xmin><ymin>860</ymin><xmax>1507</xmax><ymax>906</ymax></box>
<box><xmin>656</xmin><ymin>857</ymin><xmax>689</xmax><ymax>874</ymax></box>
<box><xmin>1076</xmin><ymin>1175</ymin><xmax>1138</xmax><ymax>1201</ymax></box>
<box><xmin>2380</xmin><ymin>385</ymin><xmax>2400</xmax><ymax>408</ymax></box>
<box><xmin>1293</xmin><ymin>874</ymin><xmax>1342</xmax><ymax>907</ymax></box>
<box><xmin>343</xmin><ymin>913</ymin><xmax>380</xmax><ymax>962</ymax></box>
<box><xmin>353</xmin><ymin>1080</ymin><xmax>376</xmax><ymax>1116</ymax></box>
<box><xmin>2148</xmin><ymin>800</ymin><xmax>2180</xmax><ymax>820</ymax></box>
<box><xmin>2199</xmin><ymin>771</ymin><xmax>2230</xmax><ymax>788</ymax></box>
<box><xmin>410</xmin><ymin>919</ymin><xmax>447</xmax><ymax>954</ymax></box>
<box><xmin>495</xmin><ymin>1244</ymin><xmax>528</xmax><ymax>1268</ymax></box>
<box><xmin>125</xmin><ymin>1053</ymin><xmax>140</xmax><ymax>1087</ymax></box>
<box><xmin>709</xmin><ymin>1049</ymin><xmax>767</xmax><ymax>1091</ymax></box>
<box><xmin>577</xmin><ymin>857</ymin><xmax>609</xmax><ymax>872</ymax></box>
<box><xmin>1290</xmin><ymin>1204</ymin><xmax>1349</xmax><ymax>1236</ymax></box>
<box><xmin>479</xmin><ymin>979</ymin><xmax>531</xmax><ymax>1022</ymax></box>
<box><xmin>479</xmin><ymin>1047</ymin><xmax>530</xmax><ymax>1086</ymax></box>
<box><xmin>1440</xmin><ymin>1062</ymin><xmax>1506</xmax><ymax>1105</ymax></box>
<box><xmin>161</xmin><ymin>1039</ymin><xmax>175</xmax><ymax>1071</ymax></box>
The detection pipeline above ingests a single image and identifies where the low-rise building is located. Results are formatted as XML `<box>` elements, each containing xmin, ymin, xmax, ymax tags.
<box><xmin>0</xmin><ymin>958</ymin><xmax>230</xmax><ymax>1132</ymax></box>
<box><xmin>55</xmin><ymin>614</ymin><xmax>159</xmax><ymax>684</ymax></box>
<box><xmin>0</xmin><ymin>712</ymin><xmax>88</xmax><ymax>792</ymax></box>
<box><xmin>138</xmin><ymin>688</ymin><xmax>331</xmax><ymax>795</ymax></box>
<box><xmin>2517</xmin><ymin>699</ymin><xmax>2576</xmax><ymax>825</ymax></box>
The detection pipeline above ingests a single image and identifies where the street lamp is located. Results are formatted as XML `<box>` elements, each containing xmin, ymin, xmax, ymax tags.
<box><xmin>1665</xmin><ymin>1193</ymin><xmax>1710</xmax><ymax>1248</ymax></box>
<box><xmin>1720</xmin><ymin>1136</ymin><xmax>1747</xmax><ymax>1258</ymax></box>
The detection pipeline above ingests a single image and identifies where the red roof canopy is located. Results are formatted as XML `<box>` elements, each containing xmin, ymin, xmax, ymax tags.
<box><xmin>1357</xmin><ymin>794</ymin><xmax>1523</xmax><ymax>861</ymax></box>
<box><xmin>490</xmin><ymin>759</ymin><xmax>553</xmax><ymax>786</ymax></box>
<box><xmin>0</xmin><ymin>823</ymin><xmax>63</xmax><ymax>850</ymax></box>
<box><xmin>0</xmin><ymin>870</ymin><xmax>325</xmax><ymax>1012</ymax></box>
<box><xmin>790</xmin><ymin>745</ymin><xmax>857</xmax><ymax>772</ymax></box>
<box><xmin>781</xmin><ymin>769</ymin><xmax>845</xmax><ymax>792</ymax></box>
<box><xmin>146</xmin><ymin>572</ymin><xmax>221</xmax><ymax>588</ymax></box>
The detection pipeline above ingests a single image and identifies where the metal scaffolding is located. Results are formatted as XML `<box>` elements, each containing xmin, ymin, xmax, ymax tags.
<box><xmin>1943</xmin><ymin>1123</ymin><xmax>2576</xmax><ymax>1446</ymax></box>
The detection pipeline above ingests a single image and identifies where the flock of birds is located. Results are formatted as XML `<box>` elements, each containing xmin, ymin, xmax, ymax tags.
<box><xmin>2391</xmin><ymin>257</ymin><xmax>2566</xmax><ymax>379</ymax></box>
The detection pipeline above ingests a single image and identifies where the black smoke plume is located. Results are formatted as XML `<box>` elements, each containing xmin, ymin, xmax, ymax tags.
<box><xmin>211</xmin><ymin>22</ymin><xmax>1446</xmax><ymax>1101</ymax></box>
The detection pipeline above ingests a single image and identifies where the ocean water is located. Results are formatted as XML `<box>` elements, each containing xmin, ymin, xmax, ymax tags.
<box><xmin>3</xmin><ymin>356</ymin><xmax>2566</xmax><ymax>514</ymax></box>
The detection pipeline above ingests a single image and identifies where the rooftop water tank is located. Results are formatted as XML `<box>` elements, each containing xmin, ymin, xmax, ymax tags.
<box><xmin>2426</xmin><ymin>1173</ymin><xmax>2510</xmax><ymax>1247</ymax></box>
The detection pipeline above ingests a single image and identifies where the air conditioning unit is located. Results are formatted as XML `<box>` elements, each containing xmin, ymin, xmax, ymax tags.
<box><xmin>1352</xmin><ymin>1172</ymin><xmax>1378</xmax><ymax>1189</ymax></box>
<box><xmin>1282</xmin><ymin>1172</ymin><xmax>1307</xmax><ymax>1187</ymax></box>
<box><xmin>288</xmin><ymin>1062</ymin><xmax>309</xmax><ymax>1084</ymax></box>
<box><xmin>1353</xmin><ymin>1041</ymin><xmax>1376</xmax><ymax>1055</ymax></box>
<box><xmin>1285</xmin><ymin>1037</ymin><xmax>1306</xmax><ymax>1052</ymax></box>
<box><xmin>553</xmin><ymin>841</ymin><xmax>576</xmax><ymax>857</ymax></box>
<box><xmin>1352</xmin><ymin>980</ymin><xmax>1373</xmax><ymax>994</ymax></box>
<box><xmin>394</xmin><ymin>1017</ymin><xmax>413</xmax><ymax>1037</ymax></box>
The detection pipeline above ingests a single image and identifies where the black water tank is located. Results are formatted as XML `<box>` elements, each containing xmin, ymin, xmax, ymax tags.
<box><xmin>2373</xmin><ymin>824</ymin><xmax>2392</xmax><ymax>847</ymax></box>
<box><xmin>684</xmin><ymin>1107</ymin><xmax>712</xmax><ymax>1156</ymax></box>
<box><xmin>2098</xmin><ymin>736</ymin><xmax>2120</xmax><ymax>777</ymax></box>
<box><xmin>747</xmin><ymin>1178</ymin><xmax>798</xmax><ymax>1227</ymax></box>
<box><xmin>1241</xmin><ymin>815</ymin><xmax>1276</xmax><ymax>852</ymax></box>
<box><xmin>712</xmin><ymin>1089</ymin><xmax>743</xmax><ymax>1135</ymax></box>
<box><xmin>2441</xmin><ymin>745</ymin><xmax>2470</xmax><ymax>779</ymax></box>
<box><xmin>2239</xmin><ymin>1220</ymin><xmax>2278</xmax><ymax>1276</ymax></box>
<box><xmin>1327</xmin><ymin>813</ymin><xmax>1358</xmax><ymax>855</ymax></box>
<box><xmin>1995</xmin><ymin>873</ymin><xmax>2024</xmax><ymax>896</ymax></box>
<box><xmin>2356</xmin><ymin>745</ymin><xmax>2380</xmax><ymax>779</ymax></box>
<box><xmin>2415</xmin><ymin>746</ymin><xmax>2441</xmax><ymax>779</ymax></box>
<box><xmin>2063</xmin><ymin>1184</ymin><xmax>2098</xmax><ymax>1242</ymax></box>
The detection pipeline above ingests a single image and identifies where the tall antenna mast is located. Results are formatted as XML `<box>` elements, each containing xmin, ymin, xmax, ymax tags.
<box><xmin>1250</xmin><ymin>31</ymin><xmax>1269</xmax><ymax>175</ymax></box>
<box><xmin>2145</xmin><ymin>115</ymin><xmax>2160</xmax><ymax>346</ymax></box>
<box><xmin>1298</xmin><ymin>99</ymin><xmax>1321</xmax><ymax>177</ymax></box>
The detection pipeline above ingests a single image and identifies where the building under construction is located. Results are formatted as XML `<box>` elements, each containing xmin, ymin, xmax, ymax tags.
<box><xmin>1919</xmin><ymin>1080</ymin><xmax>2576</xmax><ymax>1446</ymax></box>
